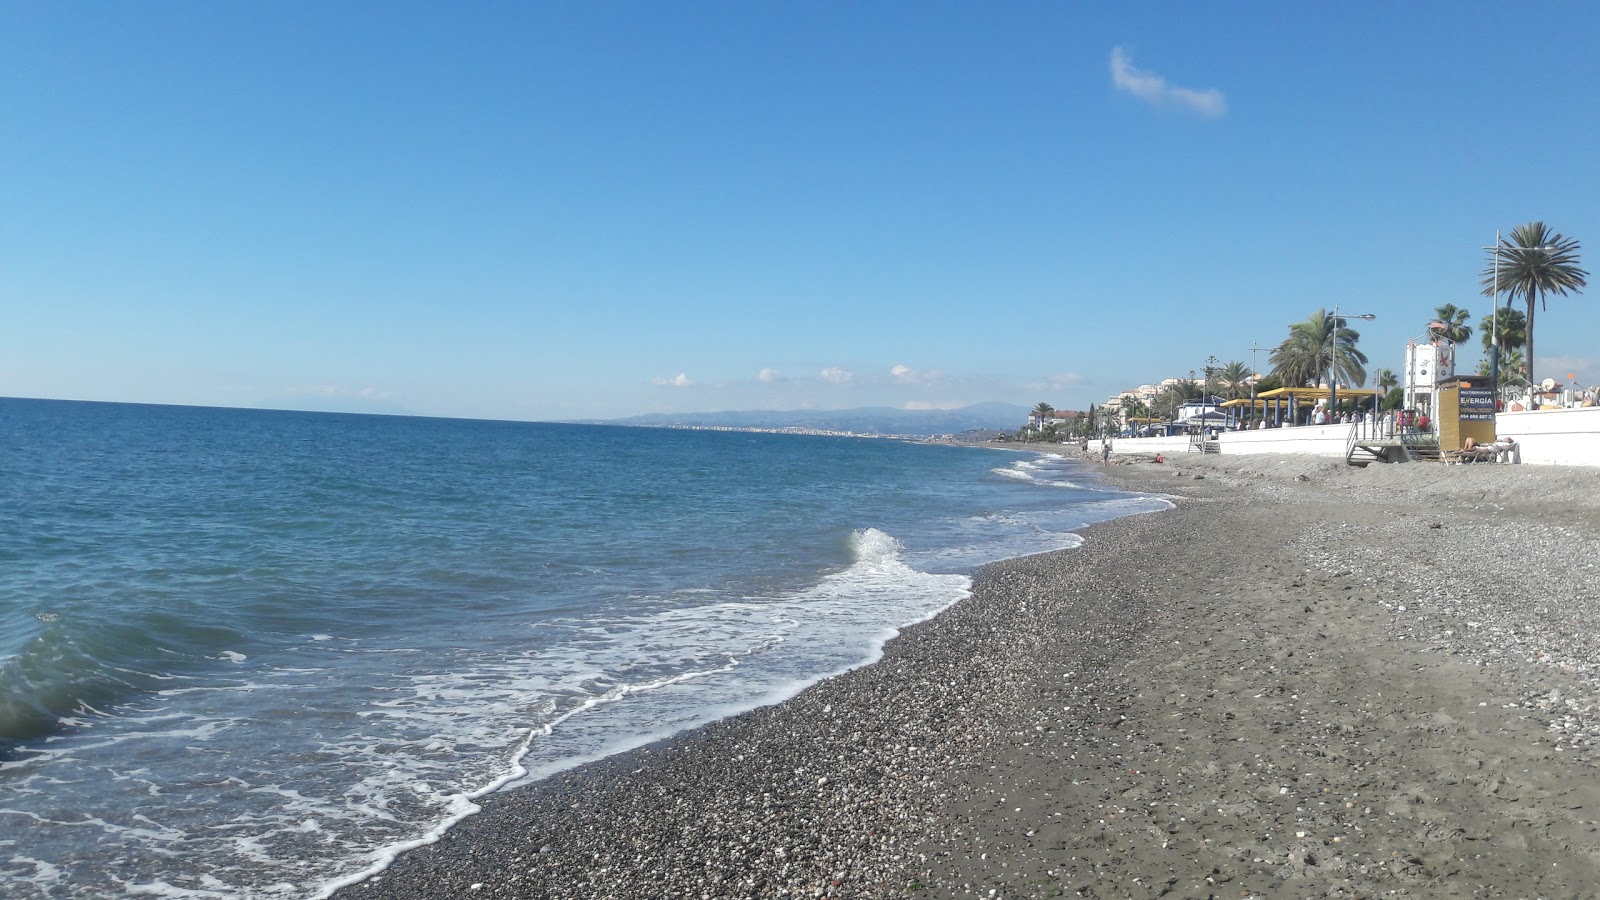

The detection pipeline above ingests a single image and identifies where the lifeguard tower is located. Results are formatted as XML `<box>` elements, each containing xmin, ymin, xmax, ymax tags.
<box><xmin>1403</xmin><ymin>334</ymin><xmax>1455</xmax><ymax>421</ymax></box>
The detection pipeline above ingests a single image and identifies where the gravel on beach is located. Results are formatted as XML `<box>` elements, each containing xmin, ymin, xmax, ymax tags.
<box><xmin>340</xmin><ymin>453</ymin><xmax>1600</xmax><ymax>899</ymax></box>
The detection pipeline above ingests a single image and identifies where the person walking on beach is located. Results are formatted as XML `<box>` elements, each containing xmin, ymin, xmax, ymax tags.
<box><xmin>1101</xmin><ymin>441</ymin><xmax>1110</xmax><ymax>464</ymax></box>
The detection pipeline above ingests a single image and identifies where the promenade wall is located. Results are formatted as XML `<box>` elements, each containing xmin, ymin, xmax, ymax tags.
<box><xmin>1105</xmin><ymin>426</ymin><xmax>1350</xmax><ymax>460</ymax></box>
<box><xmin>1215</xmin><ymin>424</ymin><xmax>1352</xmax><ymax>457</ymax></box>
<box><xmin>1104</xmin><ymin>409</ymin><xmax>1600</xmax><ymax>467</ymax></box>
<box><xmin>1495</xmin><ymin>407</ymin><xmax>1600</xmax><ymax>467</ymax></box>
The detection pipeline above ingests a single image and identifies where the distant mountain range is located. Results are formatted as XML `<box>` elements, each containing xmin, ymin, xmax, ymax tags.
<box><xmin>587</xmin><ymin>402</ymin><xmax>1031</xmax><ymax>436</ymax></box>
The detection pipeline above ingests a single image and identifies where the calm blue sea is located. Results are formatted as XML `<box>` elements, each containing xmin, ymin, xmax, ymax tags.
<box><xmin>0</xmin><ymin>398</ymin><xmax>1168</xmax><ymax>898</ymax></box>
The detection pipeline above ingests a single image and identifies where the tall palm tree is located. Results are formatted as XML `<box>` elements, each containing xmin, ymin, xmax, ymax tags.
<box><xmin>1477</xmin><ymin>306</ymin><xmax>1526</xmax><ymax>361</ymax></box>
<box><xmin>1480</xmin><ymin>222</ymin><xmax>1587</xmax><ymax>384</ymax></box>
<box><xmin>1029</xmin><ymin>402</ymin><xmax>1054</xmax><ymax>435</ymax></box>
<box><xmin>1429</xmin><ymin>303</ymin><xmax>1472</xmax><ymax>345</ymax></box>
<box><xmin>1270</xmin><ymin>308</ymin><xmax>1369</xmax><ymax>388</ymax></box>
<box><xmin>1217</xmin><ymin>360</ymin><xmax>1253</xmax><ymax>400</ymax></box>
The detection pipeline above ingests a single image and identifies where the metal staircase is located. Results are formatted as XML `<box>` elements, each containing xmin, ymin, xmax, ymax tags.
<box><xmin>1343</xmin><ymin>419</ymin><xmax>1441</xmax><ymax>466</ymax></box>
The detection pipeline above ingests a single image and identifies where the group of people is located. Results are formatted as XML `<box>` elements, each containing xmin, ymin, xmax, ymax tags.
<box><xmin>1310</xmin><ymin>407</ymin><xmax>1370</xmax><ymax>426</ymax></box>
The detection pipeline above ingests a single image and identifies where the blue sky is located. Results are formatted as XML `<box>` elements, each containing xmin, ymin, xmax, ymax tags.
<box><xmin>4</xmin><ymin>2</ymin><xmax>1597</xmax><ymax>421</ymax></box>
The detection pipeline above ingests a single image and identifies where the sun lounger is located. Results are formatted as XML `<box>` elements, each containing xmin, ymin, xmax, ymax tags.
<box><xmin>1444</xmin><ymin>440</ymin><xmax>1517</xmax><ymax>464</ymax></box>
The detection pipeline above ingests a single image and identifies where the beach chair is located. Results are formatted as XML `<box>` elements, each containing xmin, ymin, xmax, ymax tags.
<box><xmin>1445</xmin><ymin>439</ymin><xmax>1517</xmax><ymax>464</ymax></box>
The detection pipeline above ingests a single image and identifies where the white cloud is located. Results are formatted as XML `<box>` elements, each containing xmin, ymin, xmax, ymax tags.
<box><xmin>1110</xmin><ymin>47</ymin><xmax>1226</xmax><ymax>118</ymax></box>
<box><xmin>758</xmin><ymin>367</ymin><xmax>783</xmax><ymax>383</ymax></box>
<box><xmin>890</xmin><ymin>364</ymin><xmax>943</xmax><ymax>384</ymax></box>
<box><xmin>1026</xmin><ymin>372</ymin><xmax>1089</xmax><ymax>391</ymax></box>
<box><xmin>819</xmin><ymin>367</ymin><xmax>854</xmax><ymax>385</ymax></box>
<box><xmin>652</xmin><ymin>373</ymin><xmax>694</xmax><ymax>387</ymax></box>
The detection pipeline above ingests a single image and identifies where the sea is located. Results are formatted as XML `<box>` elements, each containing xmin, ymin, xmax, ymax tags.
<box><xmin>0</xmin><ymin>397</ymin><xmax>1169</xmax><ymax>898</ymax></box>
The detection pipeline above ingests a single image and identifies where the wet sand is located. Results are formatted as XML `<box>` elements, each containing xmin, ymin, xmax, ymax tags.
<box><xmin>339</xmin><ymin>453</ymin><xmax>1600</xmax><ymax>899</ymax></box>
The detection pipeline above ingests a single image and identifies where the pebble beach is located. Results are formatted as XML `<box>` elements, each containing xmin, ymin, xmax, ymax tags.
<box><xmin>339</xmin><ymin>453</ymin><xmax>1600</xmax><ymax>899</ymax></box>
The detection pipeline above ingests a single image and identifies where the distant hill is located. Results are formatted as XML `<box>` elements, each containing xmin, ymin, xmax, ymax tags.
<box><xmin>587</xmin><ymin>402</ymin><xmax>1030</xmax><ymax>436</ymax></box>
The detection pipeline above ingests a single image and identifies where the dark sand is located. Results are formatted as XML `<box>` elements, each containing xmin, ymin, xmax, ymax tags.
<box><xmin>339</xmin><ymin>454</ymin><xmax>1600</xmax><ymax>899</ymax></box>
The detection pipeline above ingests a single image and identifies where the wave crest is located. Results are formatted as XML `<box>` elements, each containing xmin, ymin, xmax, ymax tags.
<box><xmin>848</xmin><ymin>527</ymin><xmax>906</xmax><ymax>568</ymax></box>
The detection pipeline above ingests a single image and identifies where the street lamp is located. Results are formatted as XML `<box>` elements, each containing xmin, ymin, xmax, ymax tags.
<box><xmin>1327</xmin><ymin>305</ymin><xmax>1376</xmax><ymax>415</ymax></box>
<box><xmin>1483</xmin><ymin>232</ymin><xmax>1555</xmax><ymax>392</ymax></box>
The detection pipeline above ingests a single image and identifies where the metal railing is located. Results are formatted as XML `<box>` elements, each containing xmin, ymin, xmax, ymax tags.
<box><xmin>1342</xmin><ymin>413</ymin><xmax>1437</xmax><ymax>464</ymax></box>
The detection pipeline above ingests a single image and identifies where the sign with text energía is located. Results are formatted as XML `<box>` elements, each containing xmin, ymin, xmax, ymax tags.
<box><xmin>1459</xmin><ymin>387</ymin><xmax>1495</xmax><ymax>421</ymax></box>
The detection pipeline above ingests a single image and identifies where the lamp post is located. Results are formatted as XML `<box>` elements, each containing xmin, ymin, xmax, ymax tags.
<box><xmin>1483</xmin><ymin>233</ymin><xmax>1554</xmax><ymax>391</ymax></box>
<box><xmin>1327</xmin><ymin>305</ymin><xmax>1376</xmax><ymax>415</ymax></box>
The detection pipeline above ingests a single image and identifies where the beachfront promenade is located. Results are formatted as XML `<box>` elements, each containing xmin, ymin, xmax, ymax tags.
<box><xmin>339</xmin><ymin>454</ymin><xmax>1600</xmax><ymax>899</ymax></box>
<box><xmin>1105</xmin><ymin>405</ymin><xmax>1600</xmax><ymax>467</ymax></box>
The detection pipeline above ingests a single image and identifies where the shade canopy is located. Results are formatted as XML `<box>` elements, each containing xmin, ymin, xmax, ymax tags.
<box><xmin>1255</xmin><ymin>386</ymin><xmax>1384</xmax><ymax>402</ymax></box>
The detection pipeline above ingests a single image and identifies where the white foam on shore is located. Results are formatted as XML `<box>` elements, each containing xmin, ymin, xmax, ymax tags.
<box><xmin>310</xmin><ymin>526</ymin><xmax>972</xmax><ymax>899</ymax></box>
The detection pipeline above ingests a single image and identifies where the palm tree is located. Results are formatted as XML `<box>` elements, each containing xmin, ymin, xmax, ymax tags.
<box><xmin>1270</xmin><ymin>308</ymin><xmax>1369</xmax><ymax>388</ymax></box>
<box><xmin>1429</xmin><ymin>303</ymin><xmax>1472</xmax><ymax>345</ymax></box>
<box><xmin>1477</xmin><ymin>306</ymin><xmax>1526</xmax><ymax>363</ymax></box>
<box><xmin>1475</xmin><ymin>346</ymin><xmax>1527</xmax><ymax>386</ymax></box>
<box><xmin>1480</xmin><ymin>222</ymin><xmax>1587</xmax><ymax>384</ymax></box>
<box><xmin>1151</xmin><ymin>378</ymin><xmax>1201</xmax><ymax>420</ymax></box>
<box><xmin>1217</xmin><ymin>360</ymin><xmax>1253</xmax><ymax>400</ymax></box>
<box><xmin>1370</xmin><ymin>368</ymin><xmax>1400</xmax><ymax>411</ymax></box>
<box><xmin>1029</xmin><ymin>402</ymin><xmax>1054</xmax><ymax>436</ymax></box>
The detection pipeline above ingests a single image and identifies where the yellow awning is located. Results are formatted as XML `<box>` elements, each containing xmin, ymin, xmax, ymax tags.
<box><xmin>1255</xmin><ymin>386</ymin><xmax>1384</xmax><ymax>401</ymax></box>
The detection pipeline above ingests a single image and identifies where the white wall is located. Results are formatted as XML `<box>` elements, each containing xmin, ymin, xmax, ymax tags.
<box><xmin>1103</xmin><ymin>435</ymin><xmax>1191</xmax><ymax>457</ymax></box>
<box><xmin>1495</xmin><ymin>407</ymin><xmax>1600</xmax><ymax>467</ymax></box>
<box><xmin>1220</xmin><ymin>425</ymin><xmax>1352</xmax><ymax>458</ymax></box>
<box><xmin>1104</xmin><ymin>409</ymin><xmax>1600</xmax><ymax>468</ymax></box>
<box><xmin>1108</xmin><ymin>426</ymin><xmax>1351</xmax><ymax>459</ymax></box>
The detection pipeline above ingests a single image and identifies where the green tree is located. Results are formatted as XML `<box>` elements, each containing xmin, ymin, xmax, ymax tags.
<box><xmin>1374</xmin><ymin>368</ymin><xmax>1398</xmax><ymax>393</ymax></box>
<box><xmin>1477</xmin><ymin>306</ymin><xmax>1526</xmax><ymax>361</ymax></box>
<box><xmin>1151</xmin><ymin>378</ymin><xmax>1201</xmax><ymax>420</ymax></box>
<box><xmin>1201</xmin><ymin>355</ymin><xmax>1220</xmax><ymax>399</ymax></box>
<box><xmin>1480</xmin><ymin>222</ymin><xmax>1588</xmax><ymax>384</ymax></box>
<box><xmin>1217</xmin><ymin>360</ymin><xmax>1253</xmax><ymax>399</ymax></box>
<box><xmin>1429</xmin><ymin>303</ymin><xmax>1472</xmax><ymax>345</ymax></box>
<box><xmin>1270</xmin><ymin>308</ymin><xmax>1369</xmax><ymax>388</ymax></box>
<box><xmin>1029</xmin><ymin>402</ymin><xmax>1054</xmax><ymax>437</ymax></box>
<box><xmin>1099</xmin><ymin>405</ymin><xmax>1120</xmax><ymax>436</ymax></box>
<box><xmin>1475</xmin><ymin>346</ymin><xmax>1527</xmax><ymax>386</ymax></box>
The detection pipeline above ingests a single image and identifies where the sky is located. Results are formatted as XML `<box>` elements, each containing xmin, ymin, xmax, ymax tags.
<box><xmin>4</xmin><ymin>2</ymin><xmax>1599</xmax><ymax>421</ymax></box>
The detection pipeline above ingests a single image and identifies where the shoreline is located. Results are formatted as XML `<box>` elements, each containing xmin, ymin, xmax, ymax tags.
<box><xmin>340</xmin><ymin>454</ymin><xmax>1600</xmax><ymax>898</ymax></box>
